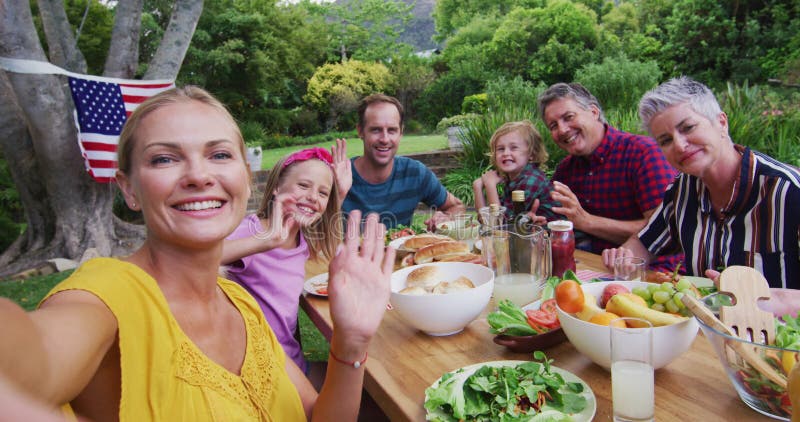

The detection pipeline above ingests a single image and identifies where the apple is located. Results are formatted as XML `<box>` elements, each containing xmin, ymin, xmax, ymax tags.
<box><xmin>600</xmin><ymin>283</ymin><xmax>631</xmax><ymax>308</ymax></box>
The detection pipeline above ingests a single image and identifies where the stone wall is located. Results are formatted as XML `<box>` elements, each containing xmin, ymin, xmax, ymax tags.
<box><xmin>247</xmin><ymin>149</ymin><xmax>459</xmax><ymax>213</ymax></box>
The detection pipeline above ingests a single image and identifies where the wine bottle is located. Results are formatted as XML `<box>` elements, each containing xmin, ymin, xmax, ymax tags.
<box><xmin>511</xmin><ymin>190</ymin><xmax>531</xmax><ymax>235</ymax></box>
<box><xmin>510</xmin><ymin>190</ymin><xmax>531</xmax><ymax>273</ymax></box>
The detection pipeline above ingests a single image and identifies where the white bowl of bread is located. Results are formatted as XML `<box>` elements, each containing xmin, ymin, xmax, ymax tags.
<box><xmin>390</xmin><ymin>262</ymin><xmax>494</xmax><ymax>336</ymax></box>
<box><xmin>394</xmin><ymin>233</ymin><xmax>482</xmax><ymax>267</ymax></box>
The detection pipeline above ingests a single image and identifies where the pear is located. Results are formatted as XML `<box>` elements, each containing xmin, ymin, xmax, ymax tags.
<box><xmin>576</xmin><ymin>292</ymin><xmax>603</xmax><ymax>322</ymax></box>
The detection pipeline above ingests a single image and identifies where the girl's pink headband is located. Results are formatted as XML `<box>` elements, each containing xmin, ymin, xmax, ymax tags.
<box><xmin>282</xmin><ymin>147</ymin><xmax>333</xmax><ymax>168</ymax></box>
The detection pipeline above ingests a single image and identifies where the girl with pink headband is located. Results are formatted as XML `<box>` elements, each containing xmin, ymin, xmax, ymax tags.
<box><xmin>221</xmin><ymin>147</ymin><xmax>341</xmax><ymax>373</ymax></box>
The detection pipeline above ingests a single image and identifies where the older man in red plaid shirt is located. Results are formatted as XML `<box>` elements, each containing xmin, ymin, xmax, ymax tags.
<box><xmin>537</xmin><ymin>83</ymin><xmax>682</xmax><ymax>273</ymax></box>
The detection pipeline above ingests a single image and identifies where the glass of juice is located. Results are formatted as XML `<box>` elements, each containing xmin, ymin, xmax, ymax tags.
<box><xmin>610</xmin><ymin>317</ymin><xmax>654</xmax><ymax>422</ymax></box>
<box><xmin>483</xmin><ymin>225</ymin><xmax>549</xmax><ymax>308</ymax></box>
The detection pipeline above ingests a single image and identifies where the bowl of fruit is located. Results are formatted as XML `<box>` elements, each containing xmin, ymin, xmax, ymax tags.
<box><xmin>698</xmin><ymin>288</ymin><xmax>800</xmax><ymax>420</ymax></box>
<box><xmin>555</xmin><ymin>280</ymin><xmax>699</xmax><ymax>369</ymax></box>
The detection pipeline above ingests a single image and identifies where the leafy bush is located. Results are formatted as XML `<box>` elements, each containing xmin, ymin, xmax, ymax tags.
<box><xmin>435</xmin><ymin>114</ymin><xmax>480</xmax><ymax>133</ymax></box>
<box><xmin>0</xmin><ymin>213</ymin><xmax>20</xmax><ymax>252</ymax></box>
<box><xmin>414</xmin><ymin>72</ymin><xmax>485</xmax><ymax>127</ymax></box>
<box><xmin>404</xmin><ymin>119</ymin><xmax>425</xmax><ymax>134</ymax></box>
<box><xmin>575</xmin><ymin>55</ymin><xmax>662</xmax><ymax>112</ymax></box>
<box><xmin>289</xmin><ymin>107</ymin><xmax>323</xmax><ymax>137</ymax></box>
<box><xmin>719</xmin><ymin>82</ymin><xmax>800</xmax><ymax>167</ymax></box>
<box><xmin>461</xmin><ymin>93</ymin><xmax>488</xmax><ymax>114</ymax></box>
<box><xmin>485</xmin><ymin>77</ymin><xmax>546</xmax><ymax>113</ymax></box>
<box><xmin>239</xmin><ymin>120</ymin><xmax>268</xmax><ymax>147</ymax></box>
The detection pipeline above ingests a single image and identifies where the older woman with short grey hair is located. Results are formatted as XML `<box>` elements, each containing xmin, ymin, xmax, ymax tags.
<box><xmin>602</xmin><ymin>76</ymin><xmax>800</xmax><ymax>289</ymax></box>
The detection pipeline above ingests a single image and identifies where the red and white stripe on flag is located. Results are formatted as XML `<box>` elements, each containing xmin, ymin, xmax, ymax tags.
<box><xmin>68</xmin><ymin>77</ymin><xmax>174</xmax><ymax>182</ymax></box>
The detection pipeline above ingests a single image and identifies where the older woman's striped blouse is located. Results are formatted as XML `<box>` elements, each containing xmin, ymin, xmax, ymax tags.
<box><xmin>638</xmin><ymin>145</ymin><xmax>800</xmax><ymax>289</ymax></box>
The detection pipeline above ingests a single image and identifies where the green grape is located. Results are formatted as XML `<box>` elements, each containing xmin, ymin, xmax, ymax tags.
<box><xmin>632</xmin><ymin>286</ymin><xmax>651</xmax><ymax>301</ymax></box>
<box><xmin>675</xmin><ymin>278</ymin><xmax>692</xmax><ymax>291</ymax></box>
<box><xmin>660</xmin><ymin>282</ymin><xmax>675</xmax><ymax>293</ymax></box>
<box><xmin>647</xmin><ymin>284</ymin><xmax>660</xmax><ymax>295</ymax></box>
<box><xmin>652</xmin><ymin>290</ymin><xmax>671</xmax><ymax>304</ymax></box>
<box><xmin>672</xmin><ymin>292</ymin><xmax>685</xmax><ymax>309</ymax></box>
<box><xmin>682</xmin><ymin>289</ymin><xmax>697</xmax><ymax>299</ymax></box>
<box><xmin>651</xmin><ymin>303</ymin><xmax>666</xmax><ymax>312</ymax></box>
<box><xmin>665</xmin><ymin>299</ymin><xmax>680</xmax><ymax>314</ymax></box>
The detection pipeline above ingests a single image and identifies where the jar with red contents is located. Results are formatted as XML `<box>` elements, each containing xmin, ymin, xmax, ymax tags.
<box><xmin>547</xmin><ymin>220</ymin><xmax>576</xmax><ymax>277</ymax></box>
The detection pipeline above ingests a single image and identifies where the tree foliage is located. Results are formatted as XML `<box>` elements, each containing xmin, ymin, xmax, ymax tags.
<box><xmin>180</xmin><ymin>0</ymin><xmax>326</xmax><ymax>123</ymax></box>
<box><xmin>304</xmin><ymin>60</ymin><xmax>396</xmax><ymax>130</ymax></box>
<box><xmin>302</xmin><ymin>0</ymin><xmax>415</xmax><ymax>63</ymax></box>
<box><xmin>661</xmin><ymin>0</ymin><xmax>800</xmax><ymax>83</ymax></box>
<box><xmin>488</xmin><ymin>1</ymin><xmax>599</xmax><ymax>84</ymax></box>
<box><xmin>575</xmin><ymin>55</ymin><xmax>662</xmax><ymax>112</ymax></box>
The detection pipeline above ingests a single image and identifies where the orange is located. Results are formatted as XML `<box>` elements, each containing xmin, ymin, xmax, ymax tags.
<box><xmin>555</xmin><ymin>280</ymin><xmax>585</xmax><ymax>314</ymax></box>
<box><xmin>588</xmin><ymin>311</ymin><xmax>626</xmax><ymax>327</ymax></box>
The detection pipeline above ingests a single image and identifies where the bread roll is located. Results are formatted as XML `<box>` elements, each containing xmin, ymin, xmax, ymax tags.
<box><xmin>451</xmin><ymin>276</ymin><xmax>476</xmax><ymax>289</ymax></box>
<box><xmin>399</xmin><ymin>286</ymin><xmax>428</xmax><ymax>295</ymax></box>
<box><xmin>431</xmin><ymin>277</ymin><xmax>475</xmax><ymax>294</ymax></box>
<box><xmin>414</xmin><ymin>241</ymin><xmax>470</xmax><ymax>264</ymax></box>
<box><xmin>399</xmin><ymin>253</ymin><xmax>416</xmax><ymax>268</ymax></box>
<box><xmin>406</xmin><ymin>265</ymin><xmax>441</xmax><ymax>289</ymax></box>
<box><xmin>438</xmin><ymin>253</ymin><xmax>482</xmax><ymax>264</ymax></box>
<box><xmin>400</xmin><ymin>234</ymin><xmax>452</xmax><ymax>251</ymax></box>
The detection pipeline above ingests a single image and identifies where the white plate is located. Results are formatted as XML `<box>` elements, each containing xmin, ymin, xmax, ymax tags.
<box><xmin>304</xmin><ymin>273</ymin><xmax>329</xmax><ymax>297</ymax></box>
<box><xmin>388</xmin><ymin>235</ymin><xmax>413</xmax><ymax>251</ymax></box>
<box><xmin>425</xmin><ymin>360</ymin><xmax>596</xmax><ymax>421</ymax></box>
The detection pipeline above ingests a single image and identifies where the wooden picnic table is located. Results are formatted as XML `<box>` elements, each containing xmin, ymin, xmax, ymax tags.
<box><xmin>302</xmin><ymin>249</ymin><xmax>768</xmax><ymax>421</ymax></box>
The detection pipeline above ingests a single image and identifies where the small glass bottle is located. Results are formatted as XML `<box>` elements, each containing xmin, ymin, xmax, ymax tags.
<box><xmin>548</xmin><ymin>220</ymin><xmax>576</xmax><ymax>277</ymax></box>
<box><xmin>488</xmin><ymin>203</ymin><xmax>502</xmax><ymax>227</ymax></box>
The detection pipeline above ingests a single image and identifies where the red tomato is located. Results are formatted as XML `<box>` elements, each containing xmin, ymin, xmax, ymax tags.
<box><xmin>540</xmin><ymin>298</ymin><xmax>558</xmax><ymax>315</ymax></box>
<box><xmin>555</xmin><ymin>280</ymin><xmax>585</xmax><ymax>314</ymax></box>
<box><xmin>526</xmin><ymin>309</ymin><xmax>560</xmax><ymax>330</ymax></box>
<box><xmin>525</xmin><ymin>316</ymin><xmax>546</xmax><ymax>333</ymax></box>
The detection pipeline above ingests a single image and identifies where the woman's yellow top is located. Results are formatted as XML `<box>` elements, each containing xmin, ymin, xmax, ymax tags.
<box><xmin>44</xmin><ymin>258</ymin><xmax>305</xmax><ymax>421</ymax></box>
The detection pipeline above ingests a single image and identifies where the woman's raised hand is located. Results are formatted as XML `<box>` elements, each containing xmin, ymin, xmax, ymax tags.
<box><xmin>327</xmin><ymin>211</ymin><xmax>395</xmax><ymax>358</ymax></box>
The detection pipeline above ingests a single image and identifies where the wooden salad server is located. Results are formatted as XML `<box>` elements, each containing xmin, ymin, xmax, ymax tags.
<box><xmin>718</xmin><ymin>266</ymin><xmax>776</xmax><ymax>345</ymax></box>
<box><xmin>682</xmin><ymin>292</ymin><xmax>787</xmax><ymax>388</ymax></box>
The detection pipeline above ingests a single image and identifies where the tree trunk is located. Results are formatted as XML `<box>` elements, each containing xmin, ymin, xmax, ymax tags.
<box><xmin>104</xmin><ymin>0</ymin><xmax>143</xmax><ymax>78</ymax></box>
<box><xmin>0</xmin><ymin>0</ymin><xmax>201</xmax><ymax>277</ymax></box>
<box><xmin>146</xmin><ymin>0</ymin><xmax>203</xmax><ymax>79</ymax></box>
<box><xmin>37</xmin><ymin>0</ymin><xmax>87</xmax><ymax>73</ymax></box>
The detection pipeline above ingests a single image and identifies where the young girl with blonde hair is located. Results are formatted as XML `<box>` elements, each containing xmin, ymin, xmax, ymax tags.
<box><xmin>222</xmin><ymin>147</ymin><xmax>342</xmax><ymax>372</ymax></box>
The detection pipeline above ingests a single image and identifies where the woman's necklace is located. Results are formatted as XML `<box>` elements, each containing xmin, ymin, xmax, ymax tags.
<box><xmin>718</xmin><ymin>178</ymin><xmax>737</xmax><ymax>215</ymax></box>
<box><xmin>717</xmin><ymin>150</ymin><xmax>743</xmax><ymax>215</ymax></box>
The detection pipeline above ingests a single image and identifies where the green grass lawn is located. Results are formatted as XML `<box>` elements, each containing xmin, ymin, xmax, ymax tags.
<box><xmin>261</xmin><ymin>134</ymin><xmax>447</xmax><ymax>169</ymax></box>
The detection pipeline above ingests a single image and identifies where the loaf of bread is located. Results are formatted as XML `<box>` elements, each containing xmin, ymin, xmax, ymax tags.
<box><xmin>414</xmin><ymin>241</ymin><xmax>471</xmax><ymax>264</ymax></box>
<box><xmin>400</xmin><ymin>234</ymin><xmax>452</xmax><ymax>251</ymax></box>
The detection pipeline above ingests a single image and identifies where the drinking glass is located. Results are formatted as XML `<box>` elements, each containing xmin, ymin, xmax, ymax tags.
<box><xmin>611</xmin><ymin>317</ymin><xmax>654</xmax><ymax>422</ymax></box>
<box><xmin>614</xmin><ymin>256</ymin><xmax>646</xmax><ymax>281</ymax></box>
